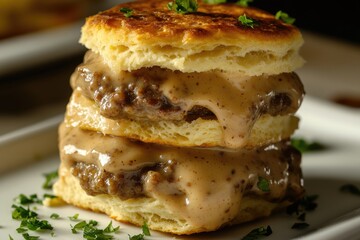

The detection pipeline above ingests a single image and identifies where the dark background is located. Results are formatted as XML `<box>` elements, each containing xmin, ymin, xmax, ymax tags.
<box><xmin>240</xmin><ymin>0</ymin><xmax>360</xmax><ymax>44</ymax></box>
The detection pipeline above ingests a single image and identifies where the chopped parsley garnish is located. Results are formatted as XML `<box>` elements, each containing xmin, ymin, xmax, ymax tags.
<box><xmin>241</xmin><ymin>225</ymin><xmax>272</xmax><ymax>240</ymax></box>
<box><xmin>287</xmin><ymin>195</ymin><xmax>318</xmax><ymax>216</ymax></box>
<box><xmin>83</xmin><ymin>226</ymin><xmax>114</xmax><ymax>240</ymax></box>
<box><xmin>286</xmin><ymin>194</ymin><xmax>318</xmax><ymax>230</ymax></box>
<box><xmin>120</xmin><ymin>7</ymin><xmax>134</xmax><ymax>18</ymax></box>
<box><xmin>50</xmin><ymin>213</ymin><xmax>60</xmax><ymax>219</ymax></box>
<box><xmin>9</xmin><ymin>235</ymin><xmax>14</xmax><ymax>240</ymax></box>
<box><xmin>340</xmin><ymin>184</ymin><xmax>360</xmax><ymax>196</ymax></box>
<box><xmin>43</xmin><ymin>194</ymin><xmax>57</xmax><ymax>199</ymax></box>
<box><xmin>16</xmin><ymin>227</ymin><xmax>28</xmax><ymax>233</ymax></box>
<box><xmin>42</xmin><ymin>170</ymin><xmax>58</xmax><ymax>190</ymax></box>
<box><xmin>291</xmin><ymin>138</ymin><xmax>326</xmax><ymax>153</ymax></box>
<box><xmin>11</xmin><ymin>203</ymin><xmax>54</xmax><ymax>239</ymax></box>
<box><xmin>236</xmin><ymin>0</ymin><xmax>253</xmax><ymax>7</ymax></box>
<box><xmin>275</xmin><ymin>10</ymin><xmax>295</xmax><ymax>24</ymax></box>
<box><xmin>104</xmin><ymin>221</ymin><xmax>120</xmax><ymax>233</ymax></box>
<box><xmin>12</xmin><ymin>205</ymin><xmax>38</xmax><ymax>220</ymax></box>
<box><xmin>69</xmin><ymin>213</ymin><xmax>80</xmax><ymax>221</ymax></box>
<box><xmin>142</xmin><ymin>222</ymin><xmax>151</xmax><ymax>236</ymax></box>
<box><xmin>15</xmin><ymin>194</ymin><xmax>42</xmax><ymax>205</ymax></box>
<box><xmin>238</xmin><ymin>14</ymin><xmax>257</xmax><ymax>28</ymax></box>
<box><xmin>203</xmin><ymin>0</ymin><xmax>226</xmax><ymax>4</ymax></box>
<box><xmin>129</xmin><ymin>234</ymin><xmax>145</xmax><ymax>240</ymax></box>
<box><xmin>257</xmin><ymin>177</ymin><xmax>270</xmax><ymax>192</ymax></box>
<box><xmin>291</xmin><ymin>222</ymin><xmax>309</xmax><ymax>230</ymax></box>
<box><xmin>167</xmin><ymin>0</ymin><xmax>198</xmax><ymax>14</ymax></box>
<box><xmin>20</xmin><ymin>218</ymin><xmax>53</xmax><ymax>231</ymax></box>
<box><xmin>71</xmin><ymin>221</ymin><xmax>88</xmax><ymax>233</ymax></box>
<box><xmin>128</xmin><ymin>222</ymin><xmax>151</xmax><ymax>240</ymax></box>
<box><xmin>71</xmin><ymin>220</ymin><xmax>118</xmax><ymax>240</ymax></box>
<box><xmin>22</xmin><ymin>233</ymin><xmax>40</xmax><ymax>240</ymax></box>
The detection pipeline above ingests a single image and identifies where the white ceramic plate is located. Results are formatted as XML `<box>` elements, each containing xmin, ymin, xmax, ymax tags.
<box><xmin>0</xmin><ymin>96</ymin><xmax>359</xmax><ymax>240</ymax></box>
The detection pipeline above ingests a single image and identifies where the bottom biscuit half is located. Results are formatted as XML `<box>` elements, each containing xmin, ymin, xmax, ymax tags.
<box><xmin>54</xmin><ymin>124</ymin><xmax>304</xmax><ymax>235</ymax></box>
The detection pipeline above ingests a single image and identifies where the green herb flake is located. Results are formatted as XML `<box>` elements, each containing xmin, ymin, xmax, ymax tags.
<box><xmin>71</xmin><ymin>220</ymin><xmax>115</xmax><ymax>239</ymax></box>
<box><xmin>340</xmin><ymin>184</ymin><xmax>360</xmax><ymax>196</ymax></box>
<box><xmin>142</xmin><ymin>222</ymin><xmax>151</xmax><ymax>236</ymax></box>
<box><xmin>9</xmin><ymin>235</ymin><xmax>14</xmax><ymax>240</ymax></box>
<box><xmin>12</xmin><ymin>205</ymin><xmax>38</xmax><ymax>220</ymax></box>
<box><xmin>15</xmin><ymin>194</ymin><xmax>42</xmax><ymax>205</ymax></box>
<box><xmin>104</xmin><ymin>221</ymin><xmax>119</xmax><ymax>233</ymax></box>
<box><xmin>69</xmin><ymin>213</ymin><xmax>80</xmax><ymax>221</ymax></box>
<box><xmin>16</xmin><ymin>227</ymin><xmax>28</xmax><ymax>233</ymax></box>
<box><xmin>50</xmin><ymin>213</ymin><xmax>60</xmax><ymax>219</ymax></box>
<box><xmin>22</xmin><ymin>233</ymin><xmax>40</xmax><ymax>240</ymax></box>
<box><xmin>236</xmin><ymin>0</ymin><xmax>253</xmax><ymax>7</ymax></box>
<box><xmin>257</xmin><ymin>177</ymin><xmax>270</xmax><ymax>192</ymax></box>
<box><xmin>167</xmin><ymin>0</ymin><xmax>198</xmax><ymax>14</ymax></box>
<box><xmin>120</xmin><ymin>7</ymin><xmax>134</xmax><ymax>18</ymax></box>
<box><xmin>238</xmin><ymin>14</ymin><xmax>257</xmax><ymax>28</ymax></box>
<box><xmin>291</xmin><ymin>138</ymin><xmax>326</xmax><ymax>153</ymax></box>
<box><xmin>43</xmin><ymin>194</ymin><xmax>57</xmax><ymax>199</ymax></box>
<box><xmin>21</xmin><ymin>218</ymin><xmax>53</xmax><ymax>231</ymax></box>
<box><xmin>275</xmin><ymin>10</ymin><xmax>296</xmax><ymax>24</ymax></box>
<box><xmin>291</xmin><ymin>222</ymin><xmax>310</xmax><ymax>230</ymax></box>
<box><xmin>241</xmin><ymin>225</ymin><xmax>272</xmax><ymax>240</ymax></box>
<box><xmin>89</xmin><ymin>220</ymin><xmax>98</xmax><ymax>227</ymax></box>
<box><xmin>203</xmin><ymin>0</ymin><xmax>226</xmax><ymax>4</ymax></box>
<box><xmin>83</xmin><ymin>226</ymin><xmax>114</xmax><ymax>240</ymax></box>
<box><xmin>51</xmin><ymin>232</ymin><xmax>56</xmax><ymax>237</ymax></box>
<box><xmin>42</xmin><ymin>170</ymin><xmax>58</xmax><ymax>190</ymax></box>
<box><xmin>71</xmin><ymin>220</ymin><xmax>87</xmax><ymax>233</ymax></box>
<box><xmin>129</xmin><ymin>234</ymin><xmax>145</xmax><ymax>240</ymax></box>
<box><xmin>287</xmin><ymin>195</ymin><xmax>318</xmax><ymax>216</ymax></box>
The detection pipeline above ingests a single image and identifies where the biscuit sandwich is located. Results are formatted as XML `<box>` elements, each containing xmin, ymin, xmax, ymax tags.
<box><xmin>54</xmin><ymin>0</ymin><xmax>305</xmax><ymax>235</ymax></box>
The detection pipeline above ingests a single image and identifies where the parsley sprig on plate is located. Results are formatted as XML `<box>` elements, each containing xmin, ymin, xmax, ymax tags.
<box><xmin>241</xmin><ymin>225</ymin><xmax>272</xmax><ymax>240</ymax></box>
<box><xmin>42</xmin><ymin>170</ymin><xmax>58</xmax><ymax>190</ymax></box>
<box><xmin>286</xmin><ymin>195</ymin><xmax>318</xmax><ymax>230</ymax></box>
<box><xmin>12</xmin><ymin>204</ymin><xmax>53</xmax><ymax>239</ymax></box>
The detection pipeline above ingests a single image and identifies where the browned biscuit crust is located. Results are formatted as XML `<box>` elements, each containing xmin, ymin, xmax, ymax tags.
<box><xmin>86</xmin><ymin>0</ymin><xmax>300</xmax><ymax>44</ymax></box>
<box><xmin>80</xmin><ymin>0</ymin><xmax>304</xmax><ymax>74</ymax></box>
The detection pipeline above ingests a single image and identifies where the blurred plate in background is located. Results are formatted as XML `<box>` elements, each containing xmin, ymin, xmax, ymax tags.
<box><xmin>0</xmin><ymin>0</ymin><xmax>123</xmax><ymax>76</ymax></box>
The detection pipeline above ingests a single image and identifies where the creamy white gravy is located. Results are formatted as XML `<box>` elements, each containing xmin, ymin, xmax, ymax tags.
<box><xmin>59</xmin><ymin>125</ymin><xmax>303</xmax><ymax>229</ymax></box>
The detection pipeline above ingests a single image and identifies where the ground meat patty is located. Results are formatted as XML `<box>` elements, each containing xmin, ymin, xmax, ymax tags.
<box><xmin>70</xmin><ymin>143</ymin><xmax>303</xmax><ymax>202</ymax></box>
<box><xmin>70</xmin><ymin>51</ymin><xmax>299</xmax><ymax>122</ymax></box>
<box><xmin>71</xmin><ymin>161</ymin><xmax>175</xmax><ymax>199</ymax></box>
<box><xmin>71</xmin><ymin>61</ymin><xmax>217</xmax><ymax>121</ymax></box>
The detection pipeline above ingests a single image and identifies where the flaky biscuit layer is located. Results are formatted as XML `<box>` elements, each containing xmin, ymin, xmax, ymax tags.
<box><xmin>65</xmin><ymin>90</ymin><xmax>299</xmax><ymax>148</ymax></box>
<box><xmin>80</xmin><ymin>0</ymin><xmax>304</xmax><ymax>75</ymax></box>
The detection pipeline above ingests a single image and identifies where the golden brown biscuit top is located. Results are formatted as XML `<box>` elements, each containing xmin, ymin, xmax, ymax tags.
<box><xmin>86</xmin><ymin>0</ymin><xmax>300</xmax><ymax>44</ymax></box>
